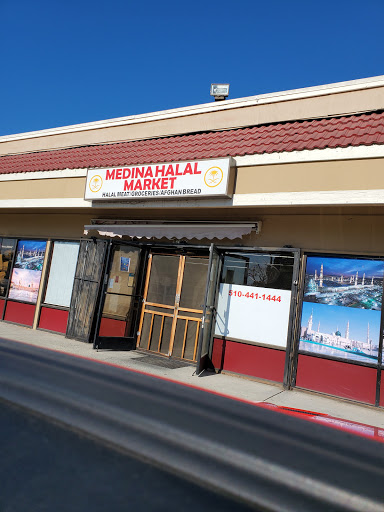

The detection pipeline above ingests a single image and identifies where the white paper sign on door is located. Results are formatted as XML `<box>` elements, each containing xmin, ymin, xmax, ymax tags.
<box><xmin>214</xmin><ymin>283</ymin><xmax>292</xmax><ymax>348</ymax></box>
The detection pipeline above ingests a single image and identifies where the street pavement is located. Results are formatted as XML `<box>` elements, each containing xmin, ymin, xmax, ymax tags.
<box><xmin>1</xmin><ymin>321</ymin><xmax>384</xmax><ymax>429</ymax></box>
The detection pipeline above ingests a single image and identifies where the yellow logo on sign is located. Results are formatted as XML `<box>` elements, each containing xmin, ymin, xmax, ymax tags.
<box><xmin>89</xmin><ymin>175</ymin><xmax>103</xmax><ymax>192</ymax></box>
<box><xmin>204</xmin><ymin>166</ymin><xmax>223</xmax><ymax>187</ymax></box>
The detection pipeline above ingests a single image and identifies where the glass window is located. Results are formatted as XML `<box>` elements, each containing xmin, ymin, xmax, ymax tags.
<box><xmin>103</xmin><ymin>293</ymin><xmax>133</xmax><ymax>319</ymax></box>
<box><xmin>106</xmin><ymin>245</ymin><xmax>141</xmax><ymax>297</ymax></box>
<box><xmin>215</xmin><ymin>251</ymin><xmax>295</xmax><ymax>348</ymax></box>
<box><xmin>44</xmin><ymin>241</ymin><xmax>80</xmax><ymax>308</ymax></box>
<box><xmin>221</xmin><ymin>253</ymin><xmax>295</xmax><ymax>290</ymax></box>
<box><xmin>0</xmin><ymin>238</ymin><xmax>16</xmax><ymax>297</ymax></box>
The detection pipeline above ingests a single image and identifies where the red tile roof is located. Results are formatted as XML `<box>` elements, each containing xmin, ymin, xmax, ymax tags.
<box><xmin>1</xmin><ymin>111</ymin><xmax>384</xmax><ymax>175</ymax></box>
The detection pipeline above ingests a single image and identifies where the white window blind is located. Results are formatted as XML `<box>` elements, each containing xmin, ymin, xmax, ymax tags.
<box><xmin>44</xmin><ymin>241</ymin><xmax>80</xmax><ymax>308</ymax></box>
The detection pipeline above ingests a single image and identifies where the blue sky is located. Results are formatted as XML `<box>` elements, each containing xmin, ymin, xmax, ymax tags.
<box><xmin>306</xmin><ymin>257</ymin><xmax>384</xmax><ymax>278</ymax></box>
<box><xmin>301</xmin><ymin>302</ymin><xmax>381</xmax><ymax>343</ymax></box>
<box><xmin>1</xmin><ymin>0</ymin><xmax>383</xmax><ymax>135</ymax></box>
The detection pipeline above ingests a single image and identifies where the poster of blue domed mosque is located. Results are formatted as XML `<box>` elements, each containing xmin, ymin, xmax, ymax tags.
<box><xmin>304</xmin><ymin>257</ymin><xmax>384</xmax><ymax>310</ymax></box>
<box><xmin>13</xmin><ymin>240</ymin><xmax>46</xmax><ymax>271</ymax></box>
<box><xmin>300</xmin><ymin>256</ymin><xmax>384</xmax><ymax>363</ymax></box>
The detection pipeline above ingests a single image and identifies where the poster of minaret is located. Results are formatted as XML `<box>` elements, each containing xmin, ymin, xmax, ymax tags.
<box><xmin>299</xmin><ymin>256</ymin><xmax>384</xmax><ymax>363</ymax></box>
<box><xmin>8</xmin><ymin>240</ymin><xmax>47</xmax><ymax>303</ymax></box>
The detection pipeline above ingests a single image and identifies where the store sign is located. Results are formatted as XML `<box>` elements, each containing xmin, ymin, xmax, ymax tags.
<box><xmin>84</xmin><ymin>158</ymin><xmax>233</xmax><ymax>201</ymax></box>
<box><xmin>299</xmin><ymin>255</ymin><xmax>384</xmax><ymax>364</ymax></box>
<box><xmin>215</xmin><ymin>283</ymin><xmax>292</xmax><ymax>348</ymax></box>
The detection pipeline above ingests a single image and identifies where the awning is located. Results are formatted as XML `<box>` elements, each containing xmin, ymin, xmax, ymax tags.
<box><xmin>83</xmin><ymin>222</ymin><xmax>258</xmax><ymax>240</ymax></box>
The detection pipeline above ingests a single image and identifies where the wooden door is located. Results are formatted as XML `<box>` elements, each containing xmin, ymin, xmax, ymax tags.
<box><xmin>137</xmin><ymin>253</ymin><xmax>209</xmax><ymax>361</ymax></box>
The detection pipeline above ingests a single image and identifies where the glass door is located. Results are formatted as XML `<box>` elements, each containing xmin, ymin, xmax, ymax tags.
<box><xmin>93</xmin><ymin>243</ymin><xmax>145</xmax><ymax>349</ymax></box>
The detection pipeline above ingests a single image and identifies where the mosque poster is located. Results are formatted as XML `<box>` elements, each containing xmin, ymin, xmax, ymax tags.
<box><xmin>300</xmin><ymin>302</ymin><xmax>381</xmax><ymax>363</ymax></box>
<box><xmin>299</xmin><ymin>256</ymin><xmax>384</xmax><ymax>364</ymax></box>
<box><xmin>303</xmin><ymin>256</ymin><xmax>384</xmax><ymax>310</ymax></box>
<box><xmin>8</xmin><ymin>240</ymin><xmax>47</xmax><ymax>303</ymax></box>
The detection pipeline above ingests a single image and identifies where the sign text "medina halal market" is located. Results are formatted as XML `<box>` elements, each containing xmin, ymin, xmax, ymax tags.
<box><xmin>84</xmin><ymin>158</ymin><xmax>232</xmax><ymax>201</ymax></box>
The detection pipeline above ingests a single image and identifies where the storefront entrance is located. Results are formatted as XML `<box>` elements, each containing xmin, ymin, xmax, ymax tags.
<box><xmin>137</xmin><ymin>253</ymin><xmax>210</xmax><ymax>361</ymax></box>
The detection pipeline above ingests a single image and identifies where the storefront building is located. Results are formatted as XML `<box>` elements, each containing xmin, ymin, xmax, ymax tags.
<box><xmin>1</xmin><ymin>76</ymin><xmax>384</xmax><ymax>406</ymax></box>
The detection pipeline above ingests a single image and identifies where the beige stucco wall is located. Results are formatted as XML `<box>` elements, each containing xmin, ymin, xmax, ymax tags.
<box><xmin>236</xmin><ymin>158</ymin><xmax>384</xmax><ymax>194</ymax></box>
<box><xmin>0</xmin><ymin>177</ymin><xmax>86</xmax><ymax>199</ymax></box>
<box><xmin>0</xmin><ymin>157</ymin><xmax>383</xmax><ymax>201</ymax></box>
<box><xmin>1</xmin><ymin>209</ymin><xmax>384</xmax><ymax>257</ymax></box>
<box><xmin>0</xmin><ymin>213</ymin><xmax>92</xmax><ymax>239</ymax></box>
<box><xmin>0</xmin><ymin>155</ymin><xmax>383</xmax><ymax>255</ymax></box>
<box><xmin>1</xmin><ymin>85</ymin><xmax>383</xmax><ymax>155</ymax></box>
<box><xmin>253</xmin><ymin>212</ymin><xmax>384</xmax><ymax>255</ymax></box>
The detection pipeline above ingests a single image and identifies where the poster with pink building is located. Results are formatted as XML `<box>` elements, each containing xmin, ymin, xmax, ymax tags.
<box><xmin>8</xmin><ymin>240</ymin><xmax>46</xmax><ymax>303</ymax></box>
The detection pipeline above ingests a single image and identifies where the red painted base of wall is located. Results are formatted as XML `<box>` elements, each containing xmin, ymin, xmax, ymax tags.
<box><xmin>212</xmin><ymin>338</ymin><xmax>285</xmax><ymax>383</ymax></box>
<box><xmin>380</xmin><ymin>372</ymin><xmax>384</xmax><ymax>407</ymax></box>
<box><xmin>296</xmin><ymin>354</ymin><xmax>377</xmax><ymax>405</ymax></box>
<box><xmin>0</xmin><ymin>299</ymin><xmax>5</xmax><ymax>319</ymax></box>
<box><xmin>99</xmin><ymin>317</ymin><xmax>127</xmax><ymax>337</ymax></box>
<box><xmin>4</xmin><ymin>301</ymin><xmax>36</xmax><ymax>327</ymax></box>
<box><xmin>38</xmin><ymin>307</ymin><xmax>69</xmax><ymax>334</ymax></box>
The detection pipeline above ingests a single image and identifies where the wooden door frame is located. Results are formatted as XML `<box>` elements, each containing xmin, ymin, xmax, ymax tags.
<box><xmin>137</xmin><ymin>252</ymin><xmax>208</xmax><ymax>360</ymax></box>
<box><xmin>167</xmin><ymin>255</ymin><xmax>185</xmax><ymax>356</ymax></box>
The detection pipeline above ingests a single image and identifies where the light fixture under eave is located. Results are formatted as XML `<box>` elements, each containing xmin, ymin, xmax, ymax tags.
<box><xmin>210</xmin><ymin>83</ymin><xmax>230</xmax><ymax>101</ymax></box>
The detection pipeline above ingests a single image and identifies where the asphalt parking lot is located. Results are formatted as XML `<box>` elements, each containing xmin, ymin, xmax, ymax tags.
<box><xmin>1</xmin><ymin>321</ymin><xmax>384</xmax><ymax>429</ymax></box>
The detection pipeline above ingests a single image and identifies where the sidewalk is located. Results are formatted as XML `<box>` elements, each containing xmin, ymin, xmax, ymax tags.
<box><xmin>1</xmin><ymin>321</ymin><xmax>384</xmax><ymax>429</ymax></box>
